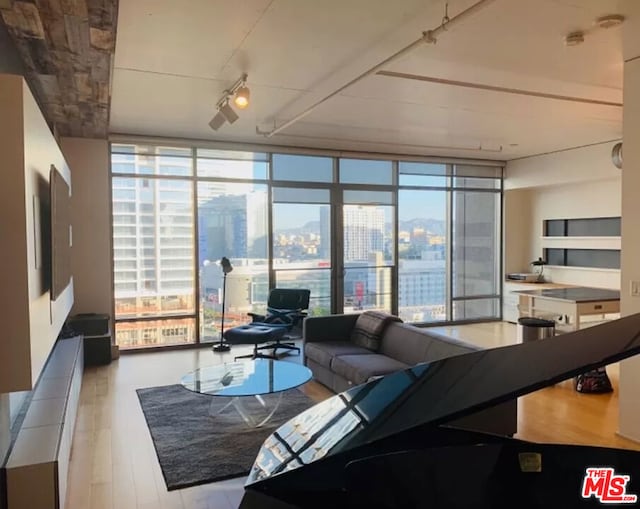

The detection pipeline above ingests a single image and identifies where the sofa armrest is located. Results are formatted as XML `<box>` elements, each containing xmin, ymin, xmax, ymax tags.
<box><xmin>303</xmin><ymin>314</ymin><xmax>360</xmax><ymax>344</ymax></box>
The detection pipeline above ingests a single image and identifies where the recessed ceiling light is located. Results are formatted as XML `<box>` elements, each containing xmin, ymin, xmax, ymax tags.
<box><xmin>564</xmin><ymin>31</ymin><xmax>585</xmax><ymax>47</ymax></box>
<box><xmin>594</xmin><ymin>14</ymin><xmax>625</xmax><ymax>29</ymax></box>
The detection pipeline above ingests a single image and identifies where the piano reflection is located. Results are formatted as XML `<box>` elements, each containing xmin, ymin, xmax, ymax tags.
<box><xmin>240</xmin><ymin>313</ymin><xmax>640</xmax><ymax>509</ymax></box>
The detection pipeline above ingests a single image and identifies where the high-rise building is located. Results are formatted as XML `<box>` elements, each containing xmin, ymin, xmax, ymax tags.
<box><xmin>398</xmin><ymin>258</ymin><xmax>447</xmax><ymax>322</ymax></box>
<box><xmin>198</xmin><ymin>191</ymin><xmax>267</xmax><ymax>263</ymax></box>
<box><xmin>343</xmin><ymin>205</ymin><xmax>385</xmax><ymax>262</ymax></box>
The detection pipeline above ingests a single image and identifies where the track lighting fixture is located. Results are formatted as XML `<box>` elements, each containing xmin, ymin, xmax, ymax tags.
<box><xmin>208</xmin><ymin>73</ymin><xmax>250</xmax><ymax>131</ymax></box>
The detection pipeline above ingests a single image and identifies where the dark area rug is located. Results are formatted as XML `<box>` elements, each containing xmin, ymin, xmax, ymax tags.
<box><xmin>136</xmin><ymin>384</ymin><xmax>314</xmax><ymax>490</ymax></box>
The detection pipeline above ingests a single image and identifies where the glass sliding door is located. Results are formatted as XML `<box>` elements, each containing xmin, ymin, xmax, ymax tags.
<box><xmin>342</xmin><ymin>190</ymin><xmax>394</xmax><ymax>313</ymax></box>
<box><xmin>195</xmin><ymin>149</ymin><xmax>270</xmax><ymax>343</ymax></box>
<box><xmin>272</xmin><ymin>187</ymin><xmax>332</xmax><ymax>316</ymax></box>
<box><xmin>398</xmin><ymin>189</ymin><xmax>448</xmax><ymax>322</ymax></box>
<box><xmin>271</xmin><ymin>154</ymin><xmax>335</xmax><ymax>315</ymax></box>
<box><xmin>397</xmin><ymin>162</ymin><xmax>449</xmax><ymax>322</ymax></box>
<box><xmin>197</xmin><ymin>180</ymin><xmax>269</xmax><ymax>342</ymax></box>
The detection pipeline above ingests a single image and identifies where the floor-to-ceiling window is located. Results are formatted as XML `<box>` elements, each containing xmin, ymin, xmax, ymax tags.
<box><xmin>110</xmin><ymin>142</ymin><xmax>502</xmax><ymax>349</ymax></box>
<box><xmin>398</xmin><ymin>162</ymin><xmax>448</xmax><ymax>322</ymax></box>
<box><xmin>111</xmin><ymin>144</ymin><xmax>196</xmax><ymax>348</ymax></box>
<box><xmin>451</xmin><ymin>166</ymin><xmax>502</xmax><ymax>320</ymax></box>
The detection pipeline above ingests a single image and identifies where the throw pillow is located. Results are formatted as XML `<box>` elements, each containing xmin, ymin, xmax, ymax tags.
<box><xmin>350</xmin><ymin>310</ymin><xmax>402</xmax><ymax>352</ymax></box>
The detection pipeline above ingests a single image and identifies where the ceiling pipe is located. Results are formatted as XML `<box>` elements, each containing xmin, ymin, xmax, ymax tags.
<box><xmin>257</xmin><ymin>0</ymin><xmax>499</xmax><ymax>138</ymax></box>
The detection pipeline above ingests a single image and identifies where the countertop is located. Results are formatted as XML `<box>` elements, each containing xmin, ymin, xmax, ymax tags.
<box><xmin>513</xmin><ymin>287</ymin><xmax>620</xmax><ymax>303</ymax></box>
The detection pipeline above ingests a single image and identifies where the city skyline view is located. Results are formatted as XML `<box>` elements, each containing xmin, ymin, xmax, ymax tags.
<box><xmin>110</xmin><ymin>144</ymin><xmax>501</xmax><ymax>349</ymax></box>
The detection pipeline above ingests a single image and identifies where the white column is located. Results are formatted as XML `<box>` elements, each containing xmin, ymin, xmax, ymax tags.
<box><xmin>60</xmin><ymin>138</ymin><xmax>112</xmax><ymax>317</ymax></box>
<box><xmin>619</xmin><ymin>54</ymin><xmax>640</xmax><ymax>441</ymax></box>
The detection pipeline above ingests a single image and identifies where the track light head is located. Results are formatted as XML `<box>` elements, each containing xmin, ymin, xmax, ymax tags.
<box><xmin>219</xmin><ymin>101</ymin><xmax>239</xmax><ymax>123</ymax></box>
<box><xmin>234</xmin><ymin>85</ymin><xmax>250</xmax><ymax>109</ymax></box>
<box><xmin>209</xmin><ymin>111</ymin><xmax>226</xmax><ymax>131</ymax></box>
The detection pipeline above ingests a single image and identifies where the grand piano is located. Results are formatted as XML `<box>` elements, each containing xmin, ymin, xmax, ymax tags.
<box><xmin>239</xmin><ymin>313</ymin><xmax>640</xmax><ymax>509</ymax></box>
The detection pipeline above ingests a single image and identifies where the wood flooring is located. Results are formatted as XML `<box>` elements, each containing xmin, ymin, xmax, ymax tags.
<box><xmin>65</xmin><ymin>322</ymin><xmax>640</xmax><ymax>509</ymax></box>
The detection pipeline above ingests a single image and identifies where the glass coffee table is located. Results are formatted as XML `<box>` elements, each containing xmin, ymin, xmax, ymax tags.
<box><xmin>181</xmin><ymin>359</ymin><xmax>312</xmax><ymax>428</ymax></box>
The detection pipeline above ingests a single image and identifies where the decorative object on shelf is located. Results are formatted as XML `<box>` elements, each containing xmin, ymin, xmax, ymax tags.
<box><xmin>530</xmin><ymin>257</ymin><xmax>547</xmax><ymax>283</ymax></box>
<box><xmin>612</xmin><ymin>142</ymin><xmax>623</xmax><ymax>169</ymax></box>
<box><xmin>213</xmin><ymin>257</ymin><xmax>233</xmax><ymax>353</ymax></box>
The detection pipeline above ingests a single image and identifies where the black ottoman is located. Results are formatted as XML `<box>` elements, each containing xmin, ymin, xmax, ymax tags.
<box><xmin>223</xmin><ymin>324</ymin><xmax>287</xmax><ymax>360</ymax></box>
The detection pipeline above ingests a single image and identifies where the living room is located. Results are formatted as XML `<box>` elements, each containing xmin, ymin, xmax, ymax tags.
<box><xmin>2</xmin><ymin>0</ymin><xmax>640</xmax><ymax>508</ymax></box>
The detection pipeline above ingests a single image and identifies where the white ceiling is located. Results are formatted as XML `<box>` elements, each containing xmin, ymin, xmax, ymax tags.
<box><xmin>110</xmin><ymin>0</ymin><xmax>636</xmax><ymax>160</ymax></box>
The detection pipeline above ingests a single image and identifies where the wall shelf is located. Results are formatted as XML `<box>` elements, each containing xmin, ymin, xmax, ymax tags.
<box><xmin>541</xmin><ymin>236</ymin><xmax>621</xmax><ymax>250</ymax></box>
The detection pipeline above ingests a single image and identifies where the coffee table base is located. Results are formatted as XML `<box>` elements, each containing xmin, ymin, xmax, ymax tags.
<box><xmin>210</xmin><ymin>392</ymin><xmax>284</xmax><ymax>428</ymax></box>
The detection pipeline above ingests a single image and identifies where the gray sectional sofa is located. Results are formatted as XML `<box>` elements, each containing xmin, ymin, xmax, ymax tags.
<box><xmin>303</xmin><ymin>312</ymin><xmax>518</xmax><ymax>436</ymax></box>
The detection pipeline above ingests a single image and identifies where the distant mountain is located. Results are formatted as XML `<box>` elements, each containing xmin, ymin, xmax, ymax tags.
<box><xmin>275</xmin><ymin>218</ymin><xmax>446</xmax><ymax>236</ymax></box>
<box><xmin>275</xmin><ymin>220</ymin><xmax>321</xmax><ymax>235</ymax></box>
<box><xmin>397</xmin><ymin>218</ymin><xmax>446</xmax><ymax>236</ymax></box>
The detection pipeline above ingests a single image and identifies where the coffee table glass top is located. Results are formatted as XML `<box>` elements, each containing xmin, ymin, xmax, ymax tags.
<box><xmin>181</xmin><ymin>359</ymin><xmax>312</xmax><ymax>397</ymax></box>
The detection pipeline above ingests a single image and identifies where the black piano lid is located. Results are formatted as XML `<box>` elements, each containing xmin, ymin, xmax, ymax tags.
<box><xmin>246</xmin><ymin>313</ymin><xmax>640</xmax><ymax>485</ymax></box>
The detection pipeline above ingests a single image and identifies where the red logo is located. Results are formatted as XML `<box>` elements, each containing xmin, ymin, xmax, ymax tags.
<box><xmin>581</xmin><ymin>467</ymin><xmax>637</xmax><ymax>504</ymax></box>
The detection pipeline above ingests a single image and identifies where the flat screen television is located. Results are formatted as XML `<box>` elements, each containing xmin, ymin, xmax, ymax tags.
<box><xmin>50</xmin><ymin>164</ymin><xmax>71</xmax><ymax>301</ymax></box>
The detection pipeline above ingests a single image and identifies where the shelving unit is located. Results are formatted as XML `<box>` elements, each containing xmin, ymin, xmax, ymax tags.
<box><xmin>541</xmin><ymin>217</ymin><xmax>621</xmax><ymax>271</ymax></box>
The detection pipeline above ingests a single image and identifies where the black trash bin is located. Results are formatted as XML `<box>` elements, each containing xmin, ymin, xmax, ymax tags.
<box><xmin>517</xmin><ymin>317</ymin><xmax>555</xmax><ymax>342</ymax></box>
<box><xmin>67</xmin><ymin>313</ymin><xmax>112</xmax><ymax>366</ymax></box>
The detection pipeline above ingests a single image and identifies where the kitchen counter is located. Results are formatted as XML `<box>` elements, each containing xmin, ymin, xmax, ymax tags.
<box><xmin>513</xmin><ymin>286</ymin><xmax>620</xmax><ymax>330</ymax></box>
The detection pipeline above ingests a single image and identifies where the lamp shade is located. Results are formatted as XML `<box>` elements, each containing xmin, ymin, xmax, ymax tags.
<box><xmin>220</xmin><ymin>257</ymin><xmax>233</xmax><ymax>274</ymax></box>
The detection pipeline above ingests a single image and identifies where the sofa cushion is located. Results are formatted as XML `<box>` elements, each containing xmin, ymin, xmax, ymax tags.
<box><xmin>331</xmin><ymin>354</ymin><xmax>410</xmax><ymax>385</ymax></box>
<box><xmin>379</xmin><ymin>323</ymin><xmax>478</xmax><ymax>365</ymax></box>
<box><xmin>422</xmin><ymin>331</ymin><xmax>479</xmax><ymax>362</ymax></box>
<box><xmin>305</xmin><ymin>341</ymin><xmax>374</xmax><ymax>369</ymax></box>
<box><xmin>350</xmin><ymin>311</ymin><xmax>402</xmax><ymax>351</ymax></box>
<box><xmin>379</xmin><ymin>323</ymin><xmax>431</xmax><ymax>365</ymax></box>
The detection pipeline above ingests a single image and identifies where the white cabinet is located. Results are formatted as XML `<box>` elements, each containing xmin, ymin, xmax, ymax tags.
<box><xmin>5</xmin><ymin>337</ymin><xmax>83</xmax><ymax>509</ymax></box>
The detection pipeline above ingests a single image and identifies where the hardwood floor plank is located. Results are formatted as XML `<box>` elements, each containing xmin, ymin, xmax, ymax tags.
<box><xmin>91</xmin><ymin>428</ymin><xmax>112</xmax><ymax>484</ymax></box>
<box><xmin>89</xmin><ymin>482</ymin><xmax>112</xmax><ymax>509</ymax></box>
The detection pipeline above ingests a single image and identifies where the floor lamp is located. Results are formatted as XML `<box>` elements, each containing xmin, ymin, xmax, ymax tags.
<box><xmin>213</xmin><ymin>257</ymin><xmax>233</xmax><ymax>352</ymax></box>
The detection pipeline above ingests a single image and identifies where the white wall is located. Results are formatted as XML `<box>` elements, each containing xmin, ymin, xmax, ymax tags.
<box><xmin>60</xmin><ymin>138</ymin><xmax>113</xmax><ymax>321</ymax></box>
<box><xmin>619</xmin><ymin>57</ymin><xmax>640</xmax><ymax>442</ymax></box>
<box><xmin>506</xmin><ymin>141</ymin><xmax>621</xmax><ymax>190</ymax></box>
<box><xmin>503</xmin><ymin>188</ymin><xmax>532</xmax><ymax>275</ymax></box>
<box><xmin>0</xmin><ymin>74</ymin><xmax>74</xmax><ymax>393</ymax></box>
<box><xmin>505</xmin><ymin>144</ymin><xmax>621</xmax><ymax>289</ymax></box>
